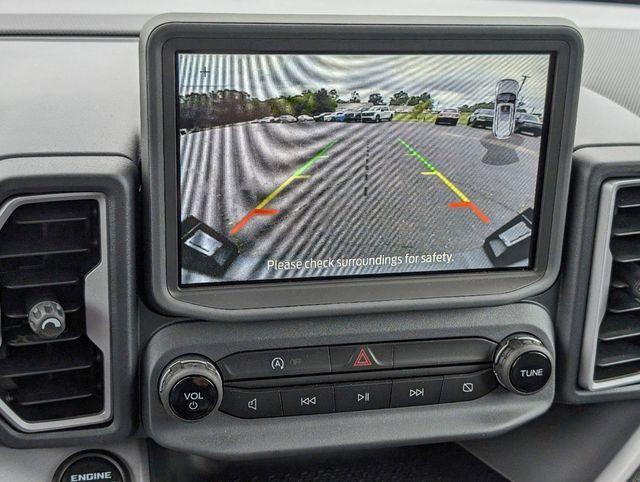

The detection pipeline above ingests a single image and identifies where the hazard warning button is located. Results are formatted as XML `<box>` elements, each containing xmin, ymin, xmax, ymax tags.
<box><xmin>330</xmin><ymin>344</ymin><xmax>393</xmax><ymax>372</ymax></box>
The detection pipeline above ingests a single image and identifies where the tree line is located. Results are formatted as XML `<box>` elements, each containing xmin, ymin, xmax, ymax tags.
<box><xmin>179</xmin><ymin>87</ymin><xmax>499</xmax><ymax>130</ymax></box>
<box><xmin>179</xmin><ymin>88</ymin><xmax>339</xmax><ymax>130</ymax></box>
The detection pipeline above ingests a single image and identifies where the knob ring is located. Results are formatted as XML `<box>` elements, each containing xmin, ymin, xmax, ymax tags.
<box><xmin>158</xmin><ymin>355</ymin><xmax>223</xmax><ymax>421</ymax></box>
<box><xmin>493</xmin><ymin>333</ymin><xmax>553</xmax><ymax>395</ymax></box>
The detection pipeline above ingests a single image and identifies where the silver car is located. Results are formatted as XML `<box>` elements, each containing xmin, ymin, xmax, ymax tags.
<box><xmin>493</xmin><ymin>79</ymin><xmax>519</xmax><ymax>139</ymax></box>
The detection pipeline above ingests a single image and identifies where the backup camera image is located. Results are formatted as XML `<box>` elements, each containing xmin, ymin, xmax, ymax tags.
<box><xmin>177</xmin><ymin>53</ymin><xmax>550</xmax><ymax>285</ymax></box>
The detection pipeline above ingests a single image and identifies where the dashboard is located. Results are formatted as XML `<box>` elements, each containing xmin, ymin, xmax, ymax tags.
<box><xmin>1</xmin><ymin>5</ymin><xmax>640</xmax><ymax>482</ymax></box>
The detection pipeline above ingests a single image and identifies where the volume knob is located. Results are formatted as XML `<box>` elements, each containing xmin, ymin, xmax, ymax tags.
<box><xmin>159</xmin><ymin>355</ymin><xmax>223</xmax><ymax>421</ymax></box>
<box><xmin>28</xmin><ymin>300</ymin><xmax>66</xmax><ymax>339</ymax></box>
<box><xmin>493</xmin><ymin>334</ymin><xmax>552</xmax><ymax>395</ymax></box>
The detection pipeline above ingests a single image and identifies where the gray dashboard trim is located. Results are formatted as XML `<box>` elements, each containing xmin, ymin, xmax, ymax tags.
<box><xmin>0</xmin><ymin>14</ymin><xmax>144</xmax><ymax>36</ymax></box>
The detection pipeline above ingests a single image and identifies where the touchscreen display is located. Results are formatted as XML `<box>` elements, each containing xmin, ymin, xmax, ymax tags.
<box><xmin>177</xmin><ymin>53</ymin><xmax>551</xmax><ymax>285</ymax></box>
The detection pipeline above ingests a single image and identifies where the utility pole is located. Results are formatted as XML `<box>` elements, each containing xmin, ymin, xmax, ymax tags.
<box><xmin>518</xmin><ymin>75</ymin><xmax>530</xmax><ymax>111</ymax></box>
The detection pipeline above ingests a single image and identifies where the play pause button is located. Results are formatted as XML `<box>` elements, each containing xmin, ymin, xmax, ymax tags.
<box><xmin>390</xmin><ymin>377</ymin><xmax>443</xmax><ymax>408</ymax></box>
<box><xmin>334</xmin><ymin>381</ymin><xmax>391</xmax><ymax>412</ymax></box>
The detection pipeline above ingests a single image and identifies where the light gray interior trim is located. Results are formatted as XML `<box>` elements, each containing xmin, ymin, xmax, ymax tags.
<box><xmin>463</xmin><ymin>401</ymin><xmax>640</xmax><ymax>482</ymax></box>
<box><xmin>574</xmin><ymin>87</ymin><xmax>640</xmax><ymax>150</ymax></box>
<box><xmin>596</xmin><ymin>422</ymin><xmax>640</xmax><ymax>482</ymax></box>
<box><xmin>0</xmin><ymin>193</ymin><xmax>112</xmax><ymax>433</ymax></box>
<box><xmin>580</xmin><ymin>179</ymin><xmax>640</xmax><ymax>391</ymax></box>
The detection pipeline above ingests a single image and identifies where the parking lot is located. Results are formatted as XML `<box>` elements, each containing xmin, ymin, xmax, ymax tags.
<box><xmin>180</xmin><ymin>120</ymin><xmax>541</xmax><ymax>283</ymax></box>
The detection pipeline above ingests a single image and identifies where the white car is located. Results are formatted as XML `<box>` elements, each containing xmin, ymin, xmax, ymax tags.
<box><xmin>313</xmin><ymin>112</ymin><xmax>332</xmax><ymax>122</ymax></box>
<box><xmin>360</xmin><ymin>105</ymin><xmax>394</xmax><ymax>123</ymax></box>
<box><xmin>274</xmin><ymin>115</ymin><xmax>297</xmax><ymax>123</ymax></box>
<box><xmin>435</xmin><ymin>108</ymin><xmax>460</xmax><ymax>126</ymax></box>
<box><xmin>297</xmin><ymin>114</ymin><xmax>314</xmax><ymax>122</ymax></box>
<box><xmin>493</xmin><ymin>78</ymin><xmax>520</xmax><ymax>139</ymax></box>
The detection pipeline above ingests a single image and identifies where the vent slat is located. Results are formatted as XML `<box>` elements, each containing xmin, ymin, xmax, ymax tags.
<box><xmin>0</xmin><ymin>236</ymin><xmax>90</xmax><ymax>260</ymax></box>
<box><xmin>10</xmin><ymin>384</ymin><xmax>94</xmax><ymax>407</ymax></box>
<box><xmin>612</xmin><ymin>210</ymin><xmax>640</xmax><ymax>237</ymax></box>
<box><xmin>2</xmin><ymin>303</ymin><xmax>80</xmax><ymax>320</ymax></box>
<box><xmin>11</xmin><ymin>201</ymin><xmax>91</xmax><ymax>225</ymax></box>
<box><xmin>611</xmin><ymin>277</ymin><xmax>628</xmax><ymax>289</ymax></box>
<box><xmin>599</xmin><ymin>313</ymin><xmax>640</xmax><ymax>341</ymax></box>
<box><xmin>616</xmin><ymin>189</ymin><xmax>640</xmax><ymax>208</ymax></box>
<box><xmin>611</xmin><ymin>237</ymin><xmax>640</xmax><ymax>263</ymax></box>
<box><xmin>596</xmin><ymin>341</ymin><xmax>640</xmax><ymax>368</ymax></box>
<box><xmin>0</xmin><ymin>348</ymin><xmax>95</xmax><ymax>379</ymax></box>
<box><xmin>5</xmin><ymin>327</ymin><xmax>82</xmax><ymax>347</ymax></box>
<box><xmin>0</xmin><ymin>269</ymin><xmax>79</xmax><ymax>290</ymax></box>
<box><xmin>607</xmin><ymin>289</ymin><xmax>640</xmax><ymax>313</ymax></box>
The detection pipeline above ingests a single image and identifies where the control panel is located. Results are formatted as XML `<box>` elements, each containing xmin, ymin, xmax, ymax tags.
<box><xmin>157</xmin><ymin>335</ymin><xmax>552</xmax><ymax>421</ymax></box>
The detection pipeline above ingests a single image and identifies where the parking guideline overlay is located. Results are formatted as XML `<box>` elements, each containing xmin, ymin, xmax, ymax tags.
<box><xmin>397</xmin><ymin>138</ymin><xmax>489</xmax><ymax>224</ymax></box>
<box><xmin>230</xmin><ymin>140</ymin><xmax>337</xmax><ymax>235</ymax></box>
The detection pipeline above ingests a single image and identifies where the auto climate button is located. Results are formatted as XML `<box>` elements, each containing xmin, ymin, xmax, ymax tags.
<box><xmin>218</xmin><ymin>347</ymin><xmax>331</xmax><ymax>380</ymax></box>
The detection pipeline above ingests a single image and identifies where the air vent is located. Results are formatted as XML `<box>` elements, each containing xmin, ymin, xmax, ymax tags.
<box><xmin>581</xmin><ymin>180</ymin><xmax>640</xmax><ymax>390</ymax></box>
<box><xmin>0</xmin><ymin>194</ymin><xmax>111</xmax><ymax>432</ymax></box>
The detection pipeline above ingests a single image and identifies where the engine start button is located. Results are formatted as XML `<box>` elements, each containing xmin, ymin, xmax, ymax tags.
<box><xmin>54</xmin><ymin>451</ymin><xmax>129</xmax><ymax>482</ymax></box>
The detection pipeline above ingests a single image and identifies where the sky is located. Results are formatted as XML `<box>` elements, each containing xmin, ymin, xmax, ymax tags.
<box><xmin>178</xmin><ymin>53</ymin><xmax>550</xmax><ymax>113</ymax></box>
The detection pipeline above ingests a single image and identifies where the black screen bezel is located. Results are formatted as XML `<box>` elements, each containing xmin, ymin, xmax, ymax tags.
<box><xmin>142</xmin><ymin>19</ymin><xmax>582</xmax><ymax>318</ymax></box>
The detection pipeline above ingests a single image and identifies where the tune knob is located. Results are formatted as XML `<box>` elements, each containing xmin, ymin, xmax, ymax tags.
<box><xmin>493</xmin><ymin>334</ymin><xmax>552</xmax><ymax>395</ymax></box>
<box><xmin>28</xmin><ymin>300</ymin><xmax>66</xmax><ymax>339</ymax></box>
<box><xmin>159</xmin><ymin>355</ymin><xmax>222</xmax><ymax>421</ymax></box>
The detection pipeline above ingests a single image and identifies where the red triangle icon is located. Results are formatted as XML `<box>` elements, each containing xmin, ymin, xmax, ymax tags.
<box><xmin>353</xmin><ymin>347</ymin><xmax>373</xmax><ymax>367</ymax></box>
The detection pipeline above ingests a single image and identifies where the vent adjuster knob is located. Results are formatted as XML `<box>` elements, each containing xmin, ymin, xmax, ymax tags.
<box><xmin>28</xmin><ymin>300</ymin><xmax>66</xmax><ymax>339</ymax></box>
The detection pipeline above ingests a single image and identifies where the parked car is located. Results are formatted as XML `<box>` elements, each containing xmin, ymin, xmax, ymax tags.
<box><xmin>515</xmin><ymin>113</ymin><xmax>543</xmax><ymax>137</ymax></box>
<box><xmin>274</xmin><ymin>115</ymin><xmax>297</xmax><ymax>123</ymax></box>
<box><xmin>297</xmin><ymin>114</ymin><xmax>314</xmax><ymax>122</ymax></box>
<box><xmin>313</xmin><ymin>112</ymin><xmax>332</xmax><ymax>122</ymax></box>
<box><xmin>467</xmin><ymin>108</ymin><xmax>494</xmax><ymax>128</ymax></box>
<box><xmin>493</xmin><ymin>79</ymin><xmax>520</xmax><ymax>139</ymax></box>
<box><xmin>360</xmin><ymin>105</ymin><xmax>394</xmax><ymax>123</ymax></box>
<box><xmin>344</xmin><ymin>106</ymin><xmax>370</xmax><ymax>122</ymax></box>
<box><xmin>435</xmin><ymin>108</ymin><xmax>460</xmax><ymax>125</ymax></box>
<box><xmin>254</xmin><ymin>116</ymin><xmax>275</xmax><ymax>123</ymax></box>
<box><xmin>326</xmin><ymin>111</ymin><xmax>347</xmax><ymax>122</ymax></box>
